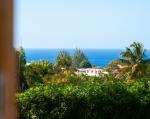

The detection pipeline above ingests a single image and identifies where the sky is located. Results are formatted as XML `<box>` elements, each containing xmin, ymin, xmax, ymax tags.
<box><xmin>14</xmin><ymin>0</ymin><xmax>150</xmax><ymax>49</ymax></box>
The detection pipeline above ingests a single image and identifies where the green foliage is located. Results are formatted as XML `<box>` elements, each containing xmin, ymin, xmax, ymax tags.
<box><xmin>119</xmin><ymin>42</ymin><xmax>149</xmax><ymax>79</ymax></box>
<box><xmin>17</xmin><ymin>43</ymin><xmax>150</xmax><ymax>119</ymax></box>
<box><xmin>17</xmin><ymin>78</ymin><xmax>150</xmax><ymax>119</ymax></box>
<box><xmin>145</xmin><ymin>64</ymin><xmax>150</xmax><ymax>78</ymax></box>
<box><xmin>107</xmin><ymin>42</ymin><xmax>150</xmax><ymax>80</ymax></box>
<box><xmin>106</xmin><ymin>60</ymin><xmax>121</xmax><ymax>70</ymax></box>
<box><xmin>56</xmin><ymin>50</ymin><xmax>72</xmax><ymax>71</ymax></box>
<box><xmin>72</xmin><ymin>49</ymin><xmax>91</xmax><ymax>68</ymax></box>
<box><xmin>79</xmin><ymin>60</ymin><xmax>92</xmax><ymax>68</ymax></box>
<box><xmin>24</xmin><ymin>60</ymin><xmax>58</xmax><ymax>87</ymax></box>
<box><xmin>16</xmin><ymin>47</ymin><xmax>27</xmax><ymax>90</ymax></box>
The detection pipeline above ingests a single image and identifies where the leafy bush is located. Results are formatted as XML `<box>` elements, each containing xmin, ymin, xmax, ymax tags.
<box><xmin>24</xmin><ymin>60</ymin><xmax>62</xmax><ymax>88</ymax></box>
<box><xmin>17</xmin><ymin>78</ymin><xmax>150</xmax><ymax>119</ymax></box>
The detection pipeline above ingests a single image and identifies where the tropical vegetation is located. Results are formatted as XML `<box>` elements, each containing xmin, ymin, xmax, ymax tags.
<box><xmin>16</xmin><ymin>42</ymin><xmax>150</xmax><ymax>119</ymax></box>
<box><xmin>72</xmin><ymin>49</ymin><xmax>92</xmax><ymax>68</ymax></box>
<box><xmin>17</xmin><ymin>77</ymin><xmax>150</xmax><ymax>119</ymax></box>
<box><xmin>108</xmin><ymin>42</ymin><xmax>150</xmax><ymax>80</ymax></box>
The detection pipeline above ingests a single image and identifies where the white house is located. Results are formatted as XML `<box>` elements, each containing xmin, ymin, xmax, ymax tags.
<box><xmin>76</xmin><ymin>67</ymin><xmax>109</xmax><ymax>77</ymax></box>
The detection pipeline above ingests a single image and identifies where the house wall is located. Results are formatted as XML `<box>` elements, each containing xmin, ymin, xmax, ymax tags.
<box><xmin>77</xmin><ymin>68</ymin><xmax>105</xmax><ymax>77</ymax></box>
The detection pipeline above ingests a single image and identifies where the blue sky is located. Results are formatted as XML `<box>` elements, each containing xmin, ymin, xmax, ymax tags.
<box><xmin>14</xmin><ymin>0</ymin><xmax>150</xmax><ymax>49</ymax></box>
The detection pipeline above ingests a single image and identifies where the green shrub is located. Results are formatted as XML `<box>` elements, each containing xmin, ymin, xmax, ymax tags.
<box><xmin>17</xmin><ymin>78</ymin><xmax>150</xmax><ymax>119</ymax></box>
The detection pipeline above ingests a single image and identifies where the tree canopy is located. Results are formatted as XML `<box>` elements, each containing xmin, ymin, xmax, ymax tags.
<box><xmin>72</xmin><ymin>49</ymin><xmax>91</xmax><ymax>68</ymax></box>
<box><xmin>56</xmin><ymin>50</ymin><xmax>72</xmax><ymax>71</ymax></box>
<box><xmin>24</xmin><ymin>60</ymin><xmax>58</xmax><ymax>87</ymax></box>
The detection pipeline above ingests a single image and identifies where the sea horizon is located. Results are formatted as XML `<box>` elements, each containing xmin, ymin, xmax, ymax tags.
<box><xmin>24</xmin><ymin>49</ymin><xmax>150</xmax><ymax>67</ymax></box>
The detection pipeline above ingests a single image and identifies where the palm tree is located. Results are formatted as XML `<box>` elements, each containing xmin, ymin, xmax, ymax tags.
<box><xmin>115</xmin><ymin>42</ymin><xmax>150</xmax><ymax>80</ymax></box>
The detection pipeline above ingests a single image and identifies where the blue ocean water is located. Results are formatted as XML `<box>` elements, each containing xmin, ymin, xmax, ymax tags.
<box><xmin>25</xmin><ymin>49</ymin><xmax>150</xmax><ymax>67</ymax></box>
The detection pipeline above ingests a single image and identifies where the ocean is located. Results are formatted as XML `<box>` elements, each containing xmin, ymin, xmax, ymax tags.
<box><xmin>25</xmin><ymin>49</ymin><xmax>150</xmax><ymax>67</ymax></box>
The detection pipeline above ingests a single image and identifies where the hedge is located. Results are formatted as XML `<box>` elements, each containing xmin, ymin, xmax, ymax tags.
<box><xmin>17</xmin><ymin>78</ymin><xmax>150</xmax><ymax>119</ymax></box>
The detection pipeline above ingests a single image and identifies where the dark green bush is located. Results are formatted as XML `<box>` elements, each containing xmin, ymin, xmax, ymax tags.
<box><xmin>17</xmin><ymin>78</ymin><xmax>150</xmax><ymax>119</ymax></box>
